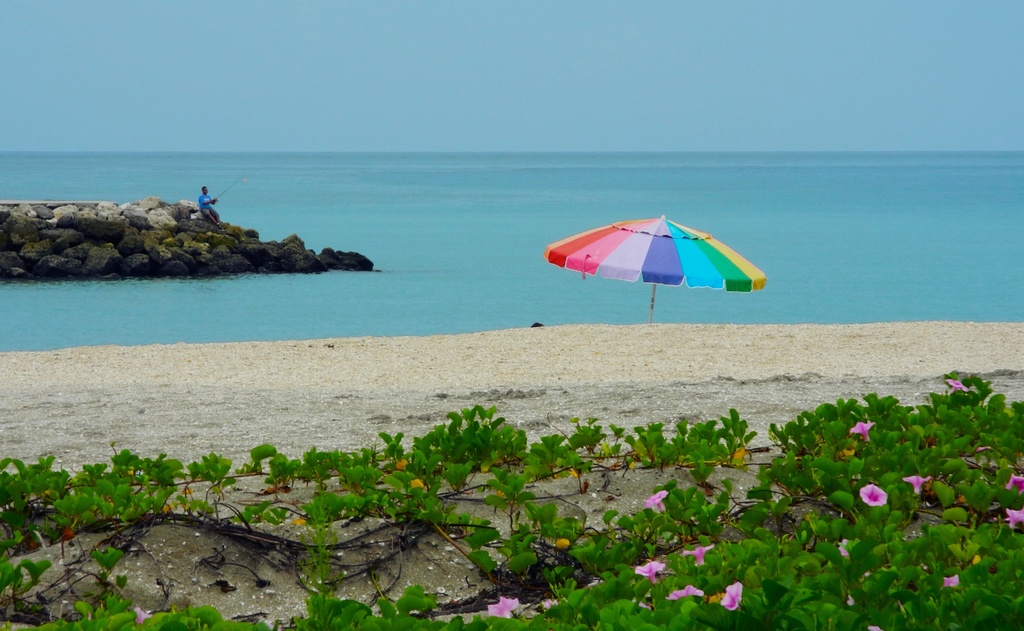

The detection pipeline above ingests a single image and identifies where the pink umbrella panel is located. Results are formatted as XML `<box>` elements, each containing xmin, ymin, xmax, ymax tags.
<box><xmin>544</xmin><ymin>216</ymin><xmax>766</xmax><ymax>322</ymax></box>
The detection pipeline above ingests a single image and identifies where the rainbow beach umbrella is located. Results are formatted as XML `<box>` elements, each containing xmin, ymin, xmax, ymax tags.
<box><xmin>544</xmin><ymin>216</ymin><xmax>766</xmax><ymax>323</ymax></box>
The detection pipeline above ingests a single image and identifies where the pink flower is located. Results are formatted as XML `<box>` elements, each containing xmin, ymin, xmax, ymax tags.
<box><xmin>645</xmin><ymin>490</ymin><xmax>669</xmax><ymax>511</ymax></box>
<box><xmin>860</xmin><ymin>483</ymin><xmax>888</xmax><ymax>507</ymax></box>
<box><xmin>946</xmin><ymin>379</ymin><xmax>969</xmax><ymax>392</ymax></box>
<box><xmin>846</xmin><ymin>595</ymin><xmax>855</xmax><ymax>606</ymax></box>
<box><xmin>635</xmin><ymin>560</ymin><xmax>666</xmax><ymax>583</ymax></box>
<box><xmin>1006</xmin><ymin>508</ymin><xmax>1024</xmax><ymax>529</ymax></box>
<box><xmin>943</xmin><ymin>574</ymin><xmax>960</xmax><ymax>588</ymax></box>
<box><xmin>682</xmin><ymin>544</ymin><xmax>715</xmax><ymax>566</ymax></box>
<box><xmin>902</xmin><ymin>475</ymin><xmax>932</xmax><ymax>494</ymax></box>
<box><xmin>839</xmin><ymin>539</ymin><xmax>850</xmax><ymax>558</ymax></box>
<box><xmin>487</xmin><ymin>596</ymin><xmax>519</xmax><ymax>618</ymax></box>
<box><xmin>849</xmin><ymin>421</ymin><xmax>875</xmax><ymax>442</ymax></box>
<box><xmin>1006</xmin><ymin>475</ymin><xmax>1024</xmax><ymax>494</ymax></box>
<box><xmin>868</xmin><ymin>626</ymin><xmax>884</xmax><ymax>631</ymax></box>
<box><xmin>667</xmin><ymin>585</ymin><xmax>705</xmax><ymax>600</ymax></box>
<box><xmin>721</xmin><ymin>581</ymin><xmax>743</xmax><ymax>611</ymax></box>
<box><xmin>134</xmin><ymin>607</ymin><xmax>153</xmax><ymax>624</ymax></box>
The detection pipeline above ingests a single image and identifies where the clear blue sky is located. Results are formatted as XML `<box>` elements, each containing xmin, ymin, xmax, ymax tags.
<box><xmin>2</xmin><ymin>1</ymin><xmax>1021</xmax><ymax>152</ymax></box>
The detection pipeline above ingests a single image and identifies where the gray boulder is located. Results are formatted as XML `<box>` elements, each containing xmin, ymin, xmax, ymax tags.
<box><xmin>33</xmin><ymin>255</ymin><xmax>84</xmax><ymax>277</ymax></box>
<box><xmin>117</xmin><ymin>233</ymin><xmax>147</xmax><ymax>257</ymax></box>
<box><xmin>4</xmin><ymin>215</ymin><xmax>46</xmax><ymax>249</ymax></box>
<box><xmin>39</xmin><ymin>229</ymin><xmax>85</xmax><ymax>253</ymax></box>
<box><xmin>319</xmin><ymin>248</ymin><xmax>374</xmax><ymax>271</ymax></box>
<box><xmin>157</xmin><ymin>260</ymin><xmax>190</xmax><ymax>276</ymax></box>
<box><xmin>19</xmin><ymin>239</ymin><xmax>54</xmax><ymax>265</ymax></box>
<box><xmin>55</xmin><ymin>213</ymin><xmax>78</xmax><ymax>229</ymax></box>
<box><xmin>236</xmin><ymin>241</ymin><xmax>277</xmax><ymax>267</ymax></box>
<box><xmin>135</xmin><ymin>196</ymin><xmax>163</xmax><ymax>211</ymax></box>
<box><xmin>0</xmin><ymin>251</ymin><xmax>25</xmax><ymax>275</ymax></box>
<box><xmin>122</xmin><ymin>208</ymin><xmax>155</xmax><ymax>231</ymax></box>
<box><xmin>211</xmin><ymin>247</ymin><xmax>256</xmax><ymax>274</ymax></box>
<box><xmin>83</xmin><ymin>247</ymin><xmax>124</xmax><ymax>276</ymax></box>
<box><xmin>147</xmin><ymin>209</ymin><xmax>179</xmax><ymax>231</ymax></box>
<box><xmin>121</xmin><ymin>253</ymin><xmax>151</xmax><ymax>276</ymax></box>
<box><xmin>278</xmin><ymin>234</ymin><xmax>326</xmax><ymax>273</ymax></box>
<box><xmin>145</xmin><ymin>244</ymin><xmax>174</xmax><ymax>266</ymax></box>
<box><xmin>75</xmin><ymin>216</ymin><xmax>128</xmax><ymax>242</ymax></box>
<box><xmin>168</xmin><ymin>248</ymin><xmax>196</xmax><ymax>272</ymax></box>
<box><xmin>63</xmin><ymin>243</ymin><xmax>95</xmax><ymax>262</ymax></box>
<box><xmin>51</xmin><ymin>204</ymin><xmax>78</xmax><ymax>222</ymax></box>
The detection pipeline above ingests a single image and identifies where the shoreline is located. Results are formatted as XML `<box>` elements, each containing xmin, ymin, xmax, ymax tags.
<box><xmin>3</xmin><ymin>321</ymin><xmax>1023</xmax><ymax>471</ymax></box>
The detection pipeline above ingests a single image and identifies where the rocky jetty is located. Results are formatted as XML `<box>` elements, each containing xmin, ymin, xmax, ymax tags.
<box><xmin>0</xmin><ymin>197</ymin><xmax>373</xmax><ymax>279</ymax></box>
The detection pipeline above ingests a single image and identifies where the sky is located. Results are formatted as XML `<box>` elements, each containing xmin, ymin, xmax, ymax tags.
<box><xmin>2</xmin><ymin>1</ymin><xmax>1022</xmax><ymax>152</ymax></box>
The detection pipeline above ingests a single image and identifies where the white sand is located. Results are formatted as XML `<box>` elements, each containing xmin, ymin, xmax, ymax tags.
<box><xmin>2</xmin><ymin>322</ymin><xmax>1023</xmax><ymax>470</ymax></box>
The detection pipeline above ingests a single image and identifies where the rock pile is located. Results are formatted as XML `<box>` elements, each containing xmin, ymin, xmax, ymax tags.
<box><xmin>0</xmin><ymin>197</ymin><xmax>373</xmax><ymax>279</ymax></box>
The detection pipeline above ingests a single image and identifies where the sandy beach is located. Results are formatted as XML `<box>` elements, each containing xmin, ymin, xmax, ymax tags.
<box><xmin>3</xmin><ymin>321</ymin><xmax>1024</xmax><ymax>623</ymax></box>
<box><xmin>3</xmin><ymin>321</ymin><xmax>1023</xmax><ymax>471</ymax></box>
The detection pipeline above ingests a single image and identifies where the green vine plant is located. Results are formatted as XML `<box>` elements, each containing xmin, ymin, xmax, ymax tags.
<box><xmin>2</xmin><ymin>374</ymin><xmax>1024</xmax><ymax>630</ymax></box>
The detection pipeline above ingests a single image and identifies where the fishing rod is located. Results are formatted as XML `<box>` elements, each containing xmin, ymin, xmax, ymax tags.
<box><xmin>214</xmin><ymin>177</ymin><xmax>246</xmax><ymax>199</ymax></box>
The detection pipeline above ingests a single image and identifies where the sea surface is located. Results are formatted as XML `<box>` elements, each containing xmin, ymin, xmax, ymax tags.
<box><xmin>1</xmin><ymin>152</ymin><xmax>1022</xmax><ymax>352</ymax></box>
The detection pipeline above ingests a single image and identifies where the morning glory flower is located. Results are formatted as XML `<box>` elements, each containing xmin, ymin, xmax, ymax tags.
<box><xmin>943</xmin><ymin>574</ymin><xmax>960</xmax><ymax>588</ymax></box>
<box><xmin>720</xmin><ymin>581</ymin><xmax>743</xmax><ymax>611</ymax></box>
<box><xmin>540</xmin><ymin>598</ymin><xmax>558</xmax><ymax>610</ymax></box>
<box><xmin>838</xmin><ymin>539</ymin><xmax>850</xmax><ymax>558</ymax></box>
<box><xmin>645</xmin><ymin>490</ymin><xmax>669</xmax><ymax>511</ymax></box>
<box><xmin>682</xmin><ymin>544</ymin><xmax>715</xmax><ymax>566</ymax></box>
<box><xmin>902</xmin><ymin>475</ymin><xmax>932</xmax><ymax>494</ymax></box>
<box><xmin>134</xmin><ymin>607</ymin><xmax>153</xmax><ymax>624</ymax></box>
<box><xmin>849</xmin><ymin>421</ymin><xmax>875</xmax><ymax>442</ymax></box>
<box><xmin>1006</xmin><ymin>474</ymin><xmax>1024</xmax><ymax>494</ymax></box>
<box><xmin>667</xmin><ymin>585</ymin><xmax>705</xmax><ymax>600</ymax></box>
<box><xmin>946</xmin><ymin>378</ymin><xmax>969</xmax><ymax>392</ymax></box>
<box><xmin>487</xmin><ymin>597</ymin><xmax>519</xmax><ymax>618</ymax></box>
<box><xmin>868</xmin><ymin>626</ymin><xmax>884</xmax><ymax>631</ymax></box>
<box><xmin>1006</xmin><ymin>508</ymin><xmax>1024</xmax><ymax>529</ymax></box>
<box><xmin>635</xmin><ymin>560</ymin><xmax>666</xmax><ymax>583</ymax></box>
<box><xmin>860</xmin><ymin>483</ymin><xmax>888</xmax><ymax>507</ymax></box>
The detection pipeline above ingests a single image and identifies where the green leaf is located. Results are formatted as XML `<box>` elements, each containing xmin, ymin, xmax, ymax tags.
<box><xmin>91</xmin><ymin>547</ymin><xmax>124</xmax><ymax>572</ymax></box>
<box><xmin>464</xmin><ymin>526</ymin><xmax>500</xmax><ymax>549</ymax></box>
<box><xmin>376</xmin><ymin>598</ymin><xmax>396</xmax><ymax>620</ymax></box>
<box><xmin>467</xmin><ymin>550</ymin><xmax>497</xmax><ymax>574</ymax></box>
<box><xmin>760</xmin><ymin>578</ymin><xmax>789</xmax><ymax>607</ymax></box>
<box><xmin>828</xmin><ymin>490</ymin><xmax>855</xmax><ymax>511</ymax></box>
<box><xmin>932</xmin><ymin>480</ymin><xmax>955</xmax><ymax>507</ymax></box>
<box><xmin>508</xmin><ymin>551</ymin><xmax>538</xmax><ymax>575</ymax></box>
<box><xmin>395</xmin><ymin>585</ymin><xmax>436</xmax><ymax>615</ymax></box>
<box><xmin>484</xmin><ymin>494</ymin><xmax>508</xmax><ymax>511</ymax></box>
<box><xmin>20</xmin><ymin>559</ymin><xmax>51</xmax><ymax>582</ymax></box>
<box><xmin>816</xmin><ymin>541</ymin><xmax>845</xmax><ymax>566</ymax></box>
<box><xmin>940</xmin><ymin>459</ymin><xmax>968</xmax><ymax>476</ymax></box>
<box><xmin>942</xmin><ymin>507</ymin><xmax>969</xmax><ymax>523</ymax></box>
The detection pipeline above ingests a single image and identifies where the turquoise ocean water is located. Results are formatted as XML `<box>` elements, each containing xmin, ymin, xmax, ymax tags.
<box><xmin>1</xmin><ymin>152</ymin><xmax>1022</xmax><ymax>352</ymax></box>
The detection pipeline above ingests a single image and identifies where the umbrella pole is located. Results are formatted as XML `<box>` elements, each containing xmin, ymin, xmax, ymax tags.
<box><xmin>648</xmin><ymin>284</ymin><xmax>656</xmax><ymax>324</ymax></box>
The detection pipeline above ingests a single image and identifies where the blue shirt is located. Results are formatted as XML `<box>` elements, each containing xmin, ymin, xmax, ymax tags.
<box><xmin>198</xmin><ymin>193</ymin><xmax>213</xmax><ymax>210</ymax></box>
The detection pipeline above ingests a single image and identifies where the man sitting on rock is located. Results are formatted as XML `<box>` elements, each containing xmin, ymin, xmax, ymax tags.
<box><xmin>197</xmin><ymin>186</ymin><xmax>221</xmax><ymax>226</ymax></box>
